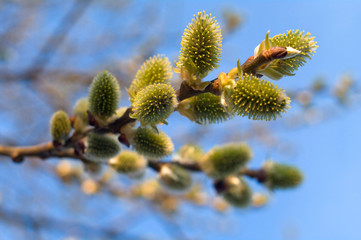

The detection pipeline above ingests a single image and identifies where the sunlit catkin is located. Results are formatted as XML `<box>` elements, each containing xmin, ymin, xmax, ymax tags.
<box><xmin>132</xmin><ymin>83</ymin><xmax>177</xmax><ymax>125</ymax></box>
<box><xmin>231</xmin><ymin>74</ymin><xmax>290</xmax><ymax>121</ymax></box>
<box><xmin>109</xmin><ymin>150</ymin><xmax>146</xmax><ymax>175</ymax></box>
<box><xmin>50</xmin><ymin>110</ymin><xmax>71</xmax><ymax>143</ymax></box>
<box><xmin>177</xmin><ymin>93</ymin><xmax>231</xmax><ymax>124</ymax></box>
<box><xmin>128</xmin><ymin>55</ymin><xmax>173</xmax><ymax>102</ymax></box>
<box><xmin>177</xmin><ymin>11</ymin><xmax>222</xmax><ymax>78</ymax></box>
<box><xmin>256</xmin><ymin>30</ymin><xmax>318</xmax><ymax>80</ymax></box>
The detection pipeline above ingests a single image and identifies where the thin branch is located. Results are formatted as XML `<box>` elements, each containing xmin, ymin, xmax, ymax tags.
<box><xmin>0</xmin><ymin>206</ymin><xmax>145</xmax><ymax>239</ymax></box>
<box><xmin>0</xmin><ymin>47</ymin><xmax>288</xmax><ymax>169</ymax></box>
<box><xmin>240</xmin><ymin>168</ymin><xmax>267</xmax><ymax>183</ymax></box>
<box><xmin>148</xmin><ymin>160</ymin><xmax>201</xmax><ymax>172</ymax></box>
<box><xmin>176</xmin><ymin>47</ymin><xmax>287</xmax><ymax>102</ymax></box>
<box><xmin>23</xmin><ymin>0</ymin><xmax>93</xmax><ymax>80</ymax></box>
<box><xmin>0</xmin><ymin>142</ymin><xmax>85</xmax><ymax>163</ymax></box>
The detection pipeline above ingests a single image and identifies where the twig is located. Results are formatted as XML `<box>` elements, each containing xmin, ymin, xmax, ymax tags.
<box><xmin>0</xmin><ymin>142</ymin><xmax>85</xmax><ymax>163</ymax></box>
<box><xmin>23</xmin><ymin>0</ymin><xmax>93</xmax><ymax>80</ymax></box>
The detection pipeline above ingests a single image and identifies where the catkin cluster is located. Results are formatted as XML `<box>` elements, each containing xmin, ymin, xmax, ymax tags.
<box><xmin>46</xmin><ymin>10</ymin><xmax>315</xmax><ymax>209</ymax></box>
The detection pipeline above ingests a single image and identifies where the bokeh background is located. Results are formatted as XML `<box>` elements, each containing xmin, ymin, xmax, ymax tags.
<box><xmin>0</xmin><ymin>0</ymin><xmax>361</xmax><ymax>239</ymax></box>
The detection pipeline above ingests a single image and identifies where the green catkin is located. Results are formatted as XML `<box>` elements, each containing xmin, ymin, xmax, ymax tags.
<box><xmin>109</xmin><ymin>150</ymin><xmax>146</xmax><ymax>174</ymax></box>
<box><xmin>132</xmin><ymin>83</ymin><xmax>177</xmax><ymax>125</ymax></box>
<box><xmin>159</xmin><ymin>164</ymin><xmax>192</xmax><ymax>191</ymax></box>
<box><xmin>256</xmin><ymin>30</ymin><xmax>318</xmax><ymax>80</ymax></box>
<box><xmin>177</xmin><ymin>11</ymin><xmax>222</xmax><ymax>78</ymax></box>
<box><xmin>132</xmin><ymin>127</ymin><xmax>174</xmax><ymax>159</ymax></box>
<box><xmin>84</xmin><ymin>132</ymin><xmax>121</xmax><ymax>163</ymax></box>
<box><xmin>73</xmin><ymin>98</ymin><xmax>89</xmax><ymax>131</ymax></box>
<box><xmin>200</xmin><ymin>142</ymin><xmax>252</xmax><ymax>179</ymax></box>
<box><xmin>50</xmin><ymin>110</ymin><xmax>71</xmax><ymax>142</ymax></box>
<box><xmin>263</xmin><ymin>161</ymin><xmax>303</xmax><ymax>190</ymax></box>
<box><xmin>222</xmin><ymin>176</ymin><xmax>252</xmax><ymax>208</ymax></box>
<box><xmin>178</xmin><ymin>93</ymin><xmax>231</xmax><ymax>124</ymax></box>
<box><xmin>128</xmin><ymin>55</ymin><xmax>173</xmax><ymax>102</ymax></box>
<box><xmin>88</xmin><ymin>71</ymin><xmax>120</xmax><ymax>120</ymax></box>
<box><xmin>73</xmin><ymin>98</ymin><xmax>89</xmax><ymax>123</ymax></box>
<box><xmin>269</xmin><ymin>30</ymin><xmax>318</xmax><ymax>75</ymax></box>
<box><xmin>231</xmin><ymin>74</ymin><xmax>290</xmax><ymax>121</ymax></box>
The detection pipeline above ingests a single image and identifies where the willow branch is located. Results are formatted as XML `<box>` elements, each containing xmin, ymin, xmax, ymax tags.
<box><xmin>240</xmin><ymin>168</ymin><xmax>267</xmax><ymax>183</ymax></box>
<box><xmin>0</xmin><ymin>142</ymin><xmax>85</xmax><ymax>163</ymax></box>
<box><xmin>175</xmin><ymin>47</ymin><xmax>287</xmax><ymax>102</ymax></box>
<box><xmin>0</xmin><ymin>48</ymin><xmax>288</xmax><ymax>165</ymax></box>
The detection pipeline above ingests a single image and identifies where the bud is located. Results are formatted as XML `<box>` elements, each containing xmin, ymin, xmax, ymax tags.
<box><xmin>177</xmin><ymin>93</ymin><xmax>231</xmax><ymax>124</ymax></box>
<box><xmin>158</xmin><ymin>164</ymin><xmax>192</xmax><ymax>191</ymax></box>
<box><xmin>132</xmin><ymin>127</ymin><xmax>174</xmax><ymax>159</ymax></box>
<box><xmin>200</xmin><ymin>142</ymin><xmax>252</xmax><ymax>179</ymax></box>
<box><xmin>56</xmin><ymin>160</ymin><xmax>82</xmax><ymax>183</ymax></box>
<box><xmin>81</xmin><ymin>178</ymin><xmax>100</xmax><ymax>195</ymax></box>
<box><xmin>231</xmin><ymin>74</ymin><xmax>290</xmax><ymax>121</ymax></box>
<box><xmin>176</xmin><ymin>11</ymin><xmax>222</xmax><ymax>79</ymax></box>
<box><xmin>73</xmin><ymin>98</ymin><xmax>89</xmax><ymax>131</ymax></box>
<box><xmin>263</xmin><ymin>161</ymin><xmax>303</xmax><ymax>190</ymax></box>
<box><xmin>177</xmin><ymin>144</ymin><xmax>204</xmax><ymax>164</ymax></box>
<box><xmin>131</xmin><ymin>83</ymin><xmax>177</xmax><ymax>125</ymax></box>
<box><xmin>255</xmin><ymin>30</ymin><xmax>317</xmax><ymax>80</ymax></box>
<box><xmin>50</xmin><ymin>110</ymin><xmax>71</xmax><ymax>143</ymax></box>
<box><xmin>251</xmin><ymin>192</ymin><xmax>268</xmax><ymax>207</ymax></box>
<box><xmin>109</xmin><ymin>150</ymin><xmax>146</xmax><ymax>176</ymax></box>
<box><xmin>128</xmin><ymin>55</ymin><xmax>172</xmax><ymax>102</ymax></box>
<box><xmin>219</xmin><ymin>176</ymin><xmax>252</xmax><ymax>208</ymax></box>
<box><xmin>88</xmin><ymin>71</ymin><xmax>120</xmax><ymax>120</ymax></box>
<box><xmin>83</xmin><ymin>132</ymin><xmax>121</xmax><ymax>163</ymax></box>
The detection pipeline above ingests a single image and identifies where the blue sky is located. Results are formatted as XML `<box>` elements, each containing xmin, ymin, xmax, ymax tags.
<box><xmin>157</xmin><ymin>1</ymin><xmax>361</xmax><ymax>239</ymax></box>
<box><xmin>1</xmin><ymin>0</ymin><xmax>361</xmax><ymax>239</ymax></box>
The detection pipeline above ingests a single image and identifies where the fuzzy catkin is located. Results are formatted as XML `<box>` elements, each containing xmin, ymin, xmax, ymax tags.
<box><xmin>132</xmin><ymin>127</ymin><xmax>174</xmax><ymax>159</ymax></box>
<box><xmin>177</xmin><ymin>11</ymin><xmax>222</xmax><ymax>78</ymax></box>
<box><xmin>132</xmin><ymin>83</ymin><xmax>177</xmax><ymax>125</ymax></box>
<box><xmin>128</xmin><ymin>55</ymin><xmax>173</xmax><ymax>102</ymax></box>
<box><xmin>231</xmin><ymin>74</ymin><xmax>290</xmax><ymax>121</ymax></box>
<box><xmin>159</xmin><ymin>165</ymin><xmax>192</xmax><ymax>191</ymax></box>
<box><xmin>84</xmin><ymin>132</ymin><xmax>121</xmax><ymax>163</ymax></box>
<box><xmin>200</xmin><ymin>142</ymin><xmax>252</xmax><ymax>179</ymax></box>
<box><xmin>222</xmin><ymin>176</ymin><xmax>252</xmax><ymax>208</ymax></box>
<box><xmin>88</xmin><ymin>71</ymin><xmax>120</xmax><ymax>120</ymax></box>
<box><xmin>178</xmin><ymin>93</ymin><xmax>231</xmax><ymax>124</ymax></box>
<box><xmin>269</xmin><ymin>30</ymin><xmax>318</xmax><ymax>75</ymax></box>
<box><xmin>263</xmin><ymin>161</ymin><xmax>303</xmax><ymax>190</ymax></box>
<box><xmin>50</xmin><ymin>110</ymin><xmax>71</xmax><ymax>142</ymax></box>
